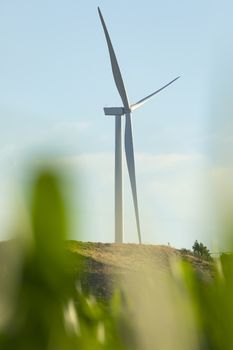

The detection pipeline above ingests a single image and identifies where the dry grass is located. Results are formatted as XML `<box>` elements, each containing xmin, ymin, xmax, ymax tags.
<box><xmin>65</xmin><ymin>241</ymin><xmax>214</xmax><ymax>298</ymax></box>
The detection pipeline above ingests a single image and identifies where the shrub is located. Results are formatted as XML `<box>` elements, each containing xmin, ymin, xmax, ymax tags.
<box><xmin>180</xmin><ymin>248</ymin><xmax>193</xmax><ymax>255</ymax></box>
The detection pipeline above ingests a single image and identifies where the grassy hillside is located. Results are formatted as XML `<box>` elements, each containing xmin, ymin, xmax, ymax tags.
<box><xmin>65</xmin><ymin>241</ymin><xmax>214</xmax><ymax>298</ymax></box>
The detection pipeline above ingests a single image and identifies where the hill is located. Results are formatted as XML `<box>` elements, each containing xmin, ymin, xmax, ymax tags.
<box><xmin>65</xmin><ymin>241</ymin><xmax>214</xmax><ymax>298</ymax></box>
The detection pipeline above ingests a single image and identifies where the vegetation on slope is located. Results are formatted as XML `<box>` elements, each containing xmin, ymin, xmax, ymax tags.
<box><xmin>65</xmin><ymin>240</ymin><xmax>214</xmax><ymax>298</ymax></box>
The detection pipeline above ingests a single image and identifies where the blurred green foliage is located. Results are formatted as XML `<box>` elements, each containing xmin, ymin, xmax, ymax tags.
<box><xmin>0</xmin><ymin>169</ymin><xmax>135</xmax><ymax>349</ymax></box>
<box><xmin>0</xmin><ymin>168</ymin><xmax>233</xmax><ymax>349</ymax></box>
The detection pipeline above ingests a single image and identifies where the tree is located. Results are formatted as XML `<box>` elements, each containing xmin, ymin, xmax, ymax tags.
<box><xmin>192</xmin><ymin>240</ymin><xmax>211</xmax><ymax>260</ymax></box>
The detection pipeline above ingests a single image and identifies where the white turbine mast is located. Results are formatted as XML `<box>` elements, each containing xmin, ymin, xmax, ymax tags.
<box><xmin>98</xmin><ymin>7</ymin><xmax>180</xmax><ymax>244</ymax></box>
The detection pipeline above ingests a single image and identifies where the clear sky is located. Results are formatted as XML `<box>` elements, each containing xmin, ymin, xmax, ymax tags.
<box><xmin>0</xmin><ymin>0</ymin><xmax>233</xmax><ymax>249</ymax></box>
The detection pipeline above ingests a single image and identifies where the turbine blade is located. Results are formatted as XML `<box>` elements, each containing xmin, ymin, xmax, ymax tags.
<box><xmin>124</xmin><ymin>113</ymin><xmax>142</xmax><ymax>244</ymax></box>
<box><xmin>98</xmin><ymin>7</ymin><xmax>130</xmax><ymax>109</ymax></box>
<box><xmin>131</xmin><ymin>76</ymin><xmax>180</xmax><ymax>111</ymax></box>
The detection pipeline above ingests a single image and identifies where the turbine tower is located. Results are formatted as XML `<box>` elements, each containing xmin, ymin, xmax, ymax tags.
<box><xmin>98</xmin><ymin>7</ymin><xmax>180</xmax><ymax>244</ymax></box>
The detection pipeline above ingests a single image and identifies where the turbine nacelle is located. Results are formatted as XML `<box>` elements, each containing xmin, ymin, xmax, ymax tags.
<box><xmin>104</xmin><ymin>107</ymin><xmax>131</xmax><ymax>116</ymax></box>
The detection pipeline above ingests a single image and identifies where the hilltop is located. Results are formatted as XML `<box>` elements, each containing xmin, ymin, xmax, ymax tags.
<box><xmin>65</xmin><ymin>241</ymin><xmax>214</xmax><ymax>298</ymax></box>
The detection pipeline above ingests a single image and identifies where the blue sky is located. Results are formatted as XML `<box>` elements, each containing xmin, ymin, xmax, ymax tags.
<box><xmin>0</xmin><ymin>1</ymin><xmax>233</xmax><ymax>249</ymax></box>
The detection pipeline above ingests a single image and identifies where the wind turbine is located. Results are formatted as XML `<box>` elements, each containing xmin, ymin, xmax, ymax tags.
<box><xmin>98</xmin><ymin>7</ymin><xmax>180</xmax><ymax>244</ymax></box>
